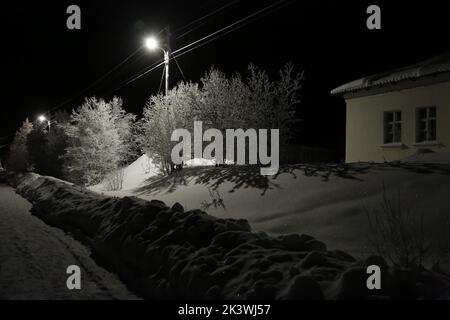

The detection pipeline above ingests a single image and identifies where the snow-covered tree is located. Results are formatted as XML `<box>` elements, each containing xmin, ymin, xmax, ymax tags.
<box><xmin>6</xmin><ymin>118</ymin><xmax>33</xmax><ymax>172</ymax></box>
<box><xmin>62</xmin><ymin>98</ymin><xmax>125</xmax><ymax>185</ymax></box>
<box><xmin>141</xmin><ymin>63</ymin><xmax>303</xmax><ymax>174</ymax></box>
<box><xmin>109</xmin><ymin>97</ymin><xmax>139</xmax><ymax>165</ymax></box>
<box><xmin>141</xmin><ymin>82</ymin><xmax>200</xmax><ymax>174</ymax></box>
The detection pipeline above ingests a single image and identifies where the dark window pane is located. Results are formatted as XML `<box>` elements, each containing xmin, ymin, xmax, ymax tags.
<box><xmin>386</xmin><ymin>112</ymin><xmax>393</xmax><ymax>122</ymax></box>
<box><xmin>429</xmin><ymin>120</ymin><xmax>437</xmax><ymax>140</ymax></box>
<box><xmin>429</xmin><ymin>107</ymin><xmax>436</xmax><ymax>118</ymax></box>
<box><xmin>418</xmin><ymin>131</ymin><xmax>427</xmax><ymax>142</ymax></box>
<box><xmin>418</xmin><ymin>108</ymin><xmax>427</xmax><ymax>119</ymax></box>
<box><xmin>420</xmin><ymin>121</ymin><xmax>427</xmax><ymax>131</ymax></box>
<box><xmin>395</xmin><ymin>123</ymin><xmax>401</xmax><ymax>142</ymax></box>
<box><xmin>395</xmin><ymin>112</ymin><xmax>402</xmax><ymax>121</ymax></box>
<box><xmin>387</xmin><ymin>123</ymin><xmax>393</xmax><ymax>134</ymax></box>
<box><xmin>386</xmin><ymin>133</ymin><xmax>393</xmax><ymax>143</ymax></box>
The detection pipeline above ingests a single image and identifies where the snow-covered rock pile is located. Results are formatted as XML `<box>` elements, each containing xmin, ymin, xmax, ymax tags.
<box><xmin>15</xmin><ymin>174</ymin><xmax>450</xmax><ymax>300</ymax></box>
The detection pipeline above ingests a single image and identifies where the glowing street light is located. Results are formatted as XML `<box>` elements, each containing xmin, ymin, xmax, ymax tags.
<box><xmin>144</xmin><ymin>36</ymin><xmax>170</xmax><ymax>96</ymax></box>
<box><xmin>38</xmin><ymin>114</ymin><xmax>51</xmax><ymax>133</ymax></box>
<box><xmin>145</xmin><ymin>37</ymin><xmax>159</xmax><ymax>51</ymax></box>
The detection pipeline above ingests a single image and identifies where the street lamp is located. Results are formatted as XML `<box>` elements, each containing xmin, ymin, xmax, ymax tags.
<box><xmin>38</xmin><ymin>115</ymin><xmax>51</xmax><ymax>133</ymax></box>
<box><xmin>145</xmin><ymin>36</ymin><xmax>170</xmax><ymax>96</ymax></box>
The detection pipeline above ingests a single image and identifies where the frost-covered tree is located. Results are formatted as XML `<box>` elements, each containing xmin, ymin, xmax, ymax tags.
<box><xmin>6</xmin><ymin>118</ymin><xmax>33</xmax><ymax>172</ymax></box>
<box><xmin>142</xmin><ymin>63</ymin><xmax>303</xmax><ymax>174</ymax></box>
<box><xmin>62</xmin><ymin>97</ymin><xmax>125</xmax><ymax>185</ymax></box>
<box><xmin>142</xmin><ymin>82</ymin><xmax>200</xmax><ymax>174</ymax></box>
<box><xmin>110</xmin><ymin>97</ymin><xmax>139</xmax><ymax>165</ymax></box>
<box><xmin>198</xmin><ymin>69</ymin><xmax>251</xmax><ymax>130</ymax></box>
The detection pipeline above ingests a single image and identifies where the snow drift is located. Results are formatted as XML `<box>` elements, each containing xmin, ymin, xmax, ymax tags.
<box><xmin>94</xmin><ymin>158</ymin><xmax>450</xmax><ymax>263</ymax></box>
<box><xmin>14</xmin><ymin>174</ymin><xmax>450</xmax><ymax>300</ymax></box>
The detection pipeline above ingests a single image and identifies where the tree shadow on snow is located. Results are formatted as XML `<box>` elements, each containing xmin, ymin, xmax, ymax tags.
<box><xmin>133</xmin><ymin>163</ymin><xmax>375</xmax><ymax>196</ymax></box>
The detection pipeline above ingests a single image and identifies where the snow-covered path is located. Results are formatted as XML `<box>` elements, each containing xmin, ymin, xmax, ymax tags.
<box><xmin>0</xmin><ymin>184</ymin><xmax>138</xmax><ymax>300</ymax></box>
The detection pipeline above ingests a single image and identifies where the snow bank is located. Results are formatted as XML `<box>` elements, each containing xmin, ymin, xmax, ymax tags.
<box><xmin>402</xmin><ymin>152</ymin><xmax>450</xmax><ymax>164</ymax></box>
<box><xmin>102</xmin><ymin>162</ymin><xmax>450</xmax><ymax>263</ymax></box>
<box><xmin>15</xmin><ymin>174</ymin><xmax>450</xmax><ymax>300</ymax></box>
<box><xmin>91</xmin><ymin>155</ymin><xmax>160</xmax><ymax>192</ymax></box>
<box><xmin>90</xmin><ymin>155</ymin><xmax>233</xmax><ymax>193</ymax></box>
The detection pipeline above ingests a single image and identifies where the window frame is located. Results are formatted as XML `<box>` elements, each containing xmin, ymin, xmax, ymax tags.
<box><xmin>383</xmin><ymin>110</ymin><xmax>402</xmax><ymax>144</ymax></box>
<box><xmin>416</xmin><ymin>106</ymin><xmax>437</xmax><ymax>143</ymax></box>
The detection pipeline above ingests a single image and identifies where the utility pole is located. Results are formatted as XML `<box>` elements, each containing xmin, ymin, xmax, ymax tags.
<box><xmin>164</xmin><ymin>50</ymin><xmax>170</xmax><ymax>96</ymax></box>
<box><xmin>163</xmin><ymin>26</ymin><xmax>171</xmax><ymax>96</ymax></box>
<box><xmin>145</xmin><ymin>26</ymin><xmax>171</xmax><ymax>95</ymax></box>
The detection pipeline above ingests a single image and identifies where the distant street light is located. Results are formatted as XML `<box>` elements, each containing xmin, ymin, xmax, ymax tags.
<box><xmin>145</xmin><ymin>37</ymin><xmax>159</xmax><ymax>51</ymax></box>
<box><xmin>145</xmin><ymin>36</ymin><xmax>170</xmax><ymax>96</ymax></box>
<box><xmin>38</xmin><ymin>115</ymin><xmax>51</xmax><ymax>133</ymax></box>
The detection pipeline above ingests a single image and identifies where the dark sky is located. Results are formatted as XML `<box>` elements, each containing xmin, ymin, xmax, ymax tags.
<box><xmin>2</xmin><ymin>0</ymin><xmax>450</xmax><ymax>159</ymax></box>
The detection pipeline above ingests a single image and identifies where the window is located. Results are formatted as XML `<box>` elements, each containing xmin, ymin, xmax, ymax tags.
<box><xmin>417</xmin><ymin>107</ymin><xmax>437</xmax><ymax>142</ymax></box>
<box><xmin>384</xmin><ymin>111</ymin><xmax>402</xmax><ymax>144</ymax></box>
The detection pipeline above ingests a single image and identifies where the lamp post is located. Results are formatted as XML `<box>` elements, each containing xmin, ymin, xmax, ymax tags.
<box><xmin>38</xmin><ymin>115</ymin><xmax>51</xmax><ymax>134</ymax></box>
<box><xmin>145</xmin><ymin>36</ymin><xmax>170</xmax><ymax>96</ymax></box>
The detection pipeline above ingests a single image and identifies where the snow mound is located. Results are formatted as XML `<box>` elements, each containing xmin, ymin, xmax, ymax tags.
<box><xmin>90</xmin><ymin>155</ymin><xmax>160</xmax><ymax>192</ymax></box>
<box><xmin>90</xmin><ymin>156</ymin><xmax>235</xmax><ymax>193</ymax></box>
<box><xmin>402</xmin><ymin>152</ymin><xmax>450</xmax><ymax>164</ymax></box>
<box><xmin>15</xmin><ymin>174</ymin><xmax>450</xmax><ymax>300</ymax></box>
<box><xmin>121</xmin><ymin>155</ymin><xmax>160</xmax><ymax>190</ymax></box>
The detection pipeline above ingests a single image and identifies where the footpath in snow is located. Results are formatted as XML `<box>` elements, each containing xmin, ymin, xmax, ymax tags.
<box><xmin>0</xmin><ymin>184</ymin><xmax>137</xmax><ymax>300</ymax></box>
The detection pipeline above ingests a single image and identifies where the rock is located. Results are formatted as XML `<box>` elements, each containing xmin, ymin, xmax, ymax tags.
<box><xmin>304</xmin><ymin>240</ymin><xmax>327</xmax><ymax>252</ymax></box>
<box><xmin>171</xmin><ymin>202</ymin><xmax>184</xmax><ymax>213</ymax></box>
<box><xmin>283</xmin><ymin>275</ymin><xmax>324</xmax><ymax>300</ymax></box>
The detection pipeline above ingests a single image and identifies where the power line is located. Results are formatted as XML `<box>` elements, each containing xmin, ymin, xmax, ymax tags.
<box><xmin>43</xmin><ymin>28</ymin><xmax>170</xmax><ymax>117</ymax></box>
<box><xmin>106</xmin><ymin>60</ymin><xmax>166</xmax><ymax>96</ymax></box>
<box><xmin>107</xmin><ymin>0</ymin><xmax>291</xmax><ymax>93</ymax></box>
<box><xmin>172</xmin><ymin>0</ymin><xmax>241</xmax><ymax>36</ymax></box>
<box><xmin>45</xmin><ymin>48</ymin><xmax>143</xmax><ymax>116</ymax></box>
<box><xmin>44</xmin><ymin>0</ymin><xmax>238</xmax><ymax>115</ymax></box>
<box><xmin>172</xmin><ymin>0</ymin><xmax>294</xmax><ymax>61</ymax></box>
<box><xmin>172</xmin><ymin>0</ymin><xmax>287</xmax><ymax>56</ymax></box>
<box><xmin>172</xmin><ymin>54</ymin><xmax>187</xmax><ymax>82</ymax></box>
<box><xmin>43</xmin><ymin>0</ymin><xmax>290</xmax><ymax>113</ymax></box>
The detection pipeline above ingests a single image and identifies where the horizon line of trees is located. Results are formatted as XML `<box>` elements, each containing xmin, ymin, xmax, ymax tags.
<box><xmin>5</xmin><ymin>63</ymin><xmax>303</xmax><ymax>186</ymax></box>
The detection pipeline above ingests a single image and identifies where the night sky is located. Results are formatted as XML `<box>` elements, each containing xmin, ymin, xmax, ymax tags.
<box><xmin>2</xmin><ymin>0</ymin><xmax>450</xmax><ymax>159</ymax></box>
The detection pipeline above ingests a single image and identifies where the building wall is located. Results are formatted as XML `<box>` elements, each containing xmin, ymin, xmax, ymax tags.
<box><xmin>345</xmin><ymin>81</ymin><xmax>450</xmax><ymax>163</ymax></box>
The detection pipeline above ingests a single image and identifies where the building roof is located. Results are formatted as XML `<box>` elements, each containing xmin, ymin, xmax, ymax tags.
<box><xmin>331</xmin><ymin>51</ymin><xmax>450</xmax><ymax>96</ymax></box>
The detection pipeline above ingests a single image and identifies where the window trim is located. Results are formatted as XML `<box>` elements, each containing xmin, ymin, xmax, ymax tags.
<box><xmin>383</xmin><ymin>110</ymin><xmax>402</xmax><ymax>145</ymax></box>
<box><xmin>416</xmin><ymin>106</ymin><xmax>437</xmax><ymax>143</ymax></box>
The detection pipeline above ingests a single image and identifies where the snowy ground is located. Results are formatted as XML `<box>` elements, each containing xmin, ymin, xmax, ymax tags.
<box><xmin>91</xmin><ymin>154</ymin><xmax>450</xmax><ymax>263</ymax></box>
<box><xmin>0</xmin><ymin>184</ymin><xmax>138</xmax><ymax>300</ymax></box>
<box><xmin>16</xmin><ymin>173</ymin><xmax>450</xmax><ymax>299</ymax></box>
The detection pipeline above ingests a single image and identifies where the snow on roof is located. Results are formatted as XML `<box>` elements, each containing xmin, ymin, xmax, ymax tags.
<box><xmin>331</xmin><ymin>52</ymin><xmax>450</xmax><ymax>96</ymax></box>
